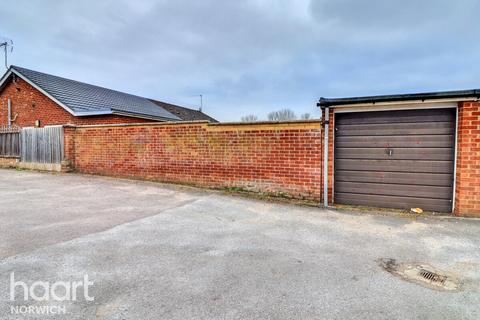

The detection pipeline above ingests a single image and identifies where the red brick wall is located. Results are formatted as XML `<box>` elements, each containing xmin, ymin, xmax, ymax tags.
<box><xmin>0</xmin><ymin>77</ymin><xmax>156</xmax><ymax>127</ymax></box>
<box><xmin>67</xmin><ymin>121</ymin><xmax>321</xmax><ymax>201</ymax></box>
<box><xmin>455</xmin><ymin>102</ymin><xmax>480</xmax><ymax>217</ymax></box>
<box><xmin>0</xmin><ymin>156</ymin><xmax>18</xmax><ymax>168</ymax></box>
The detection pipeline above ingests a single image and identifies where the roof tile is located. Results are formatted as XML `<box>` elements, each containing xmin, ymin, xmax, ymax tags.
<box><xmin>11</xmin><ymin>66</ymin><xmax>181</xmax><ymax>121</ymax></box>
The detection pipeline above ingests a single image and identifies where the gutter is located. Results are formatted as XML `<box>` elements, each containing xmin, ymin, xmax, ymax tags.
<box><xmin>7</xmin><ymin>98</ymin><xmax>11</xmax><ymax>126</ymax></box>
<box><xmin>318</xmin><ymin>89</ymin><xmax>480</xmax><ymax>107</ymax></box>
<box><xmin>75</xmin><ymin>110</ymin><xmax>181</xmax><ymax>122</ymax></box>
<box><xmin>74</xmin><ymin>110</ymin><xmax>113</xmax><ymax>116</ymax></box>
<box><xmin>111</xmin><ymin>110</ymin><xmax>181</xmax><ymax>122</ymax></box>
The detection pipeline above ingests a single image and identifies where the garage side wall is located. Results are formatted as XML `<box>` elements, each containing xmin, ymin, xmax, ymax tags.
<box><xmin>455</xmin><ymin>102</ymin><xmax>480</xmax><ymax>217</ymax></box>
<box><xmin>65</xmin><ymin>121</ymin><xmax>321</xmax><ymax>201</ymax></box>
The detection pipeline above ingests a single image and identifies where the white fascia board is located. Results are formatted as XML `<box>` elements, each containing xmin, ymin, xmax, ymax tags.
<box><xmin>112</xmin><ymin>111</ymin><xmax>178</xmax><ymax>122</ymax></box>
<box><xmin>333</xmin><ymin>101</ymin><xmax>459</xmax><ymax>113</ymax></box>
<box><xmin>115</xmin><ymin>109</ymin><xmax>182</xmax><ymax>121</ymax></box>
<box><xmin>75</xmin><ymin>110</ymin><xmax>113</xmax><ymax>116</ymax></box>
<box><xmin>0</xmin><ymin>69</ymin><xmax>13</xmax><ymax>88</ymax></box>
<box><xmin>330</xmin><ymin>97</ymin><xmax>476</xmax><ymax>109</ymax></box>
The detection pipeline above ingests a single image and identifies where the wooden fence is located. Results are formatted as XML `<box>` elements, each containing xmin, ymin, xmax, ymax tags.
<box><xmin>0</xmin><ymin>125</ymin><xmax>21</xmax><ymax>157</ymax></box>
<box><xmin>20</xmin><ymin>126</ymin><xmax>64</xmax><ymax>164</ymax></box>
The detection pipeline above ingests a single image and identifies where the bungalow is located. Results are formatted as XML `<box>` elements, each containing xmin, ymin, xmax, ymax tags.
<box><xmin>0</xmin><ymin>65</ymin><xmax>217</xmax><ymax>127</ymax></box>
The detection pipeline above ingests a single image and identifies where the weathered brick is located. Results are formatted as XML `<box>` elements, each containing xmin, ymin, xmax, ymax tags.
<box><xmin>65</xmin><ymin>122</ymin><xmax>322</xmax><ymax>201</ymax></box>
<box><xmin>455</xmin><ymin>102</ymin><xmax>480</xmax><ymax>217</ymax></box>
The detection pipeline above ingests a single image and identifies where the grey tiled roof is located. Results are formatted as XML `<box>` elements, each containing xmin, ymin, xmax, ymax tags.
<box><xmin>11</xmin><ymin>66</ymin><xmax>181</xmax><ymax>121</ymax></box>
<box><xmin>149</xmin><ymin>99</ymin><xmax>218</xmax><ymax>123</ymax></box>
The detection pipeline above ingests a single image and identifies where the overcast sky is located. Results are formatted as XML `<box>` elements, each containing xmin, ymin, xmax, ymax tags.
<box><xmin>1</xmin><ymin>0</ymin><xmax>479</xmax><ymax>121</ymax></box>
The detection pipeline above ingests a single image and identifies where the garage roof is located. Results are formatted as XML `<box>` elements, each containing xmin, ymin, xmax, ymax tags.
<box><xmin>318</xmin><ymin>89</ymin><xmax>480</xmax><ymax>107</ymax></box>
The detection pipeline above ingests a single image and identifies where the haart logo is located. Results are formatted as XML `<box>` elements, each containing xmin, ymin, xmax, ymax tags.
<box><xmin>9</xmin><ymin>272</ymin><xmax>94</xmax><ymax>315</ymax></box>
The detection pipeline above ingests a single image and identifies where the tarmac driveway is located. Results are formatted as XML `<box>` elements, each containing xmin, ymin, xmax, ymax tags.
<box><xmin>0</xmin><ymin>169</ymin><xmax>480</xmax><ymax>319</ymax></box>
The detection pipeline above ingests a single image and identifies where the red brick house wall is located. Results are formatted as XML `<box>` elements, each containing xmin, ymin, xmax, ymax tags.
<box><xmin>455</xmin><ymin>102</ymin><xmax>480</xmax><ymax>217</ymax></box>
<box><xmin>0</xmin><ymin>77</ymin><xmax>156</xmax><ymax>127</ymax></box>
<box><xmin>65</xmin><ymin>121</ymin><xmax>322</xmax><ymax>201</ymax></box>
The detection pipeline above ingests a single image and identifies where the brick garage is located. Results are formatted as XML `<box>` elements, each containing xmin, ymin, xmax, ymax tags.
<box><xmin>319</xmin><ymin>91</ymin><xmax>480</xmax><ymax>217</ymax></box>
<box><xmin>65</xmin><ymin>121</ymin><xmax>321</xmax><ymax>201</ymax></box>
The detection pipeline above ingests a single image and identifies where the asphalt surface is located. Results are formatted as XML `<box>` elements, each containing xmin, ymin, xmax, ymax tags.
<box><xmin>0</xmin><ymin>169</ymin><xmax>479</xmax><ymax>319</ymax></box>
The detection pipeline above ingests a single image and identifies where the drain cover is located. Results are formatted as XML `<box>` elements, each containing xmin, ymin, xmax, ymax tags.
<box><xmin>379</xmin><ymin>258</ymin><xmax>461</xmax><ymax>291</ymax></box>
<box><xmin>418</xmin><ymin>269</ymin><xmax>447</xmax><ymax>285</ymax></box>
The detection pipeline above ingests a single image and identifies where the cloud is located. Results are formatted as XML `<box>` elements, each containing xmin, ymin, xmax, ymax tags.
<box><xmin>1</xmin><ymin>0</ymin><xmax>479</xmax><ymax>121</ymax></box>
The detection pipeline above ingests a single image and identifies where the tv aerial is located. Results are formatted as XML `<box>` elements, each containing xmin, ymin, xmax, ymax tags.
<box><xmin>0</xmin><ymin>38</ymin><xmax>13</xmax><ymax>69</ymax></box>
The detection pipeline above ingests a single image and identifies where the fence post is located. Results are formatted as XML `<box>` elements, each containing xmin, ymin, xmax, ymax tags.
<box><xmin>62</xmin><ymin>125</ymin><xmax>76</xmax><ymax>172</ymax></box>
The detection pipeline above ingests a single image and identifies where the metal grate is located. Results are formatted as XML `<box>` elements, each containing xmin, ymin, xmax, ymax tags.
<box><xmin>418</xmin><ymin>269</ymin><xmax>447</xmax><ymax>285</ymax></box>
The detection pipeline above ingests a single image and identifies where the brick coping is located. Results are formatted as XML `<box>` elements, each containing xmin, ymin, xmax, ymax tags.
<box><xmin>65</xmin><ymin>119</ymin><xmax>321</xmax><ymax>130</ymax></box>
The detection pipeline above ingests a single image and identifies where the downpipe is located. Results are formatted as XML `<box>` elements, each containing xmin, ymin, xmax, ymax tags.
<box><xmin>7</xmin><ymin>98</ymin><xmax>11</xmax><ymax>126</ymax></box>
<box><xmin>323</xmin><ymin>107</ymin><xmax>329</xmax><ymax>208</ymax></box>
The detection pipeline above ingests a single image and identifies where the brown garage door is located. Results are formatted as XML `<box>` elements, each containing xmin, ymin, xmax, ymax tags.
<box><xmin>334</xmin><ymin>108</ymin><xmax>456</xmax><ymax>213</ymax></box>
